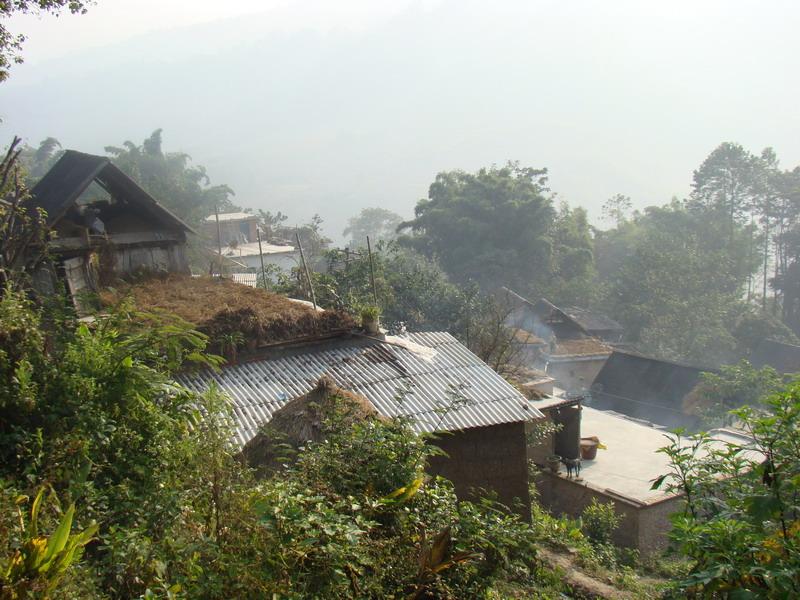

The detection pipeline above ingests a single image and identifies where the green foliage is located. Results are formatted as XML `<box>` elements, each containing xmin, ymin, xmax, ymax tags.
<box><xmin>596</xmin><ymin>200</ymin><xmax>757</xmax><ymax>364</ymax></box>
<box><xmin>690</xmin><ymin>361</ymin><xmax>783</xmax><ymax>427</ymax></box>
<box><xmin>359</xmin><ymin>304</ymin><xmax>380</xmax><ymax>322</ymax></box>
<box><xmin>0</xmin><ymin>488</ymin><xmax>98</xmax><ymax>599</ymax></box>
<box><xmin>105</xmin><ymin>129</ymin><xmax>238</xmax><ymax>226</ymax></box>
<box><xmin>344</xmin><ymin>207</ymin><xmax>403</xmax><ymax>248</ymax></box>
<box><xmin>398</xmin><ymin>162</ymin><xmax>556</xmax><ymax>291</ymax></box>
<box><xmin>276</xmin><ymin>241</ymin><xmax>467</xmax><ymax>334</ymax></box>
<box><xmin>653</xmin><ymin>383</ymin><xmax>800</xmax><ymax>597</ymax></box>
<box><xmin>580</xmin><ymin>498</ymin><xmax>621</xmax><ymax>547</ymax></box>
<box><xmin>545</xmin><ymin>202</ymin><xmax>597</xmax><ymax>306</ymax></box>
<box><xmin>0</xmin><ymin>138</ymin><xmax>50</xmax><ymax>291</ymax></box>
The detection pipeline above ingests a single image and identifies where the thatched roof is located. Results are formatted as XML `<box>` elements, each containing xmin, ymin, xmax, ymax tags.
<box><xmin>241</xmin><ymin>376</ymin><xmax>379</xmax><ymax>476</ymax></box>
<box><xmin>100</xmin><ymin>274</ymin><xmax>355</xmax><ymax>350</ymax></box>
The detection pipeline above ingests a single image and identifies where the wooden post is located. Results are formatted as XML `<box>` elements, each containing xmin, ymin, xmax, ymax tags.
<box><xmin>256</xmin><ymin>227</ymin><xmax>267</xmax><ymax>289</ymax></box>
<box><xmin>295</xmin><ymin>231</ymin><xmax>317</xmax><ymax>310</ymax></box>
<box><xmin>367</xmin><ymin>235</ymin><xmax>378</xmax><ymax>305</ymax></box>
<box><xmin>214</xmin><ymin>204</ymin><xmax>222</xmax><ymax>276</ymax></box>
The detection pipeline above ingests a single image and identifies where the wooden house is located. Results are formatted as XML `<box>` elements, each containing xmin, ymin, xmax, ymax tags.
<box><xmin>29</xmin><ymin>150</ymin><xmax>193</xmax><ymax>305</ymax></box>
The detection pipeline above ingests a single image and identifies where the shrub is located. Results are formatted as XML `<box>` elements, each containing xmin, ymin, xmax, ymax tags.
<box><xmin>580</xmin><ymin>498</ymin><xmax>621</xmax><ymax>547</ymax></box>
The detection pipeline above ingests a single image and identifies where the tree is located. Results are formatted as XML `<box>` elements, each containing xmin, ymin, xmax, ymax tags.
<box><xmin>546</xmin><ymin>202</ymin><xmax>596</xmax><ymax>306</ymax></box>
<box><xmin>689</xmin><ymin>142</ymin><xmax>763</xmax><ymax>236</ymax></box>
<box><xmin>0</xmin><ymin>1</ymin><xmax>92</xmax><ymax>82</ymax></box>
<box><xmin>343</xmin><ymin>207</ymin><xmax>403</xmax><ymax>248</ymax></box>
<box><xmin>398</xmin><ymin>162</ymin><xmax>555</xmax><ymax>292</ymax></box>
<box><xmin>687</xmin><ymin>361</ymin><xmax>783</xmax><ymax>427</ymax></box>
<box><xmin>275</xmin><ymin>242</ymin><xmax>466</xmax><ymax>334</ymax></box>
<box><xmin>770</xmin><ymin>167</ymin><xmax>800</xmax><ymax>332</ymax></box>
<box><xmin>601</xmin><ymin>193</ymin><xmax>633</xmax><ymax>226</ymax></box>
<box><xmin>105</xmin><ymin>129</ymin><xmax>238</xmax><ymax>225</ymax></box>
<box><xmin>596</xmin><ymin>200</ymin><xmax>758</xmax><ymax>364</ymax></box>
<box><xmin>654</xmin><ymin>383</ymin><xmax>800</xmax><ymax>597</ymax></box>
<box><xmin>0</xmin><ymin>137</ymin><xmax>49</xmax><ymax>291</ymax></box>
<box><xmin>18</xmin><ymin>137</ymin><xmax>63</xmax><ymax>184</ymax></box>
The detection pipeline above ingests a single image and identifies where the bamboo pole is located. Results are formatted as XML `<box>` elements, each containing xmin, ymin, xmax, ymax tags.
<box><xmin>295</xmin><ymin>231</ymin><xmax>317</xmax><ymax>310</ymax></box>
<box><xmin>256</xmin><ymin>227</ymin><xmax>267</xmax><ymax>289</ymax></box>
<box><xmin>214</xmin><ymin>204</ymin><xmax>222</xmax><ymax>276</ymax></box>
<box><xmin>367</xmin><ymin>235</ymin><xmax>378</xmax><ymax>305</ymax></box>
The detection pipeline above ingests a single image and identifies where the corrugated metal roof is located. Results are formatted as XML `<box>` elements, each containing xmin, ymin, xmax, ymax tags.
<box><xmin>177</xmin><ymin>331</ymin><xmax>544</xmax><ymax>446</ymax></box>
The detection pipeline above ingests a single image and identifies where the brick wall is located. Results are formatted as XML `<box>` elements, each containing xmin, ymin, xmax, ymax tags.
<box><xmin>428</xmin><ymin>422</ymin><xmax>531</xmax><ymax>518</ymax></box>
<box><xmin>534</xmin><ymin>471</ymin><xmax>681</xmax><ymax>556</ymax></box>
<box><xmin>535</xmin><ymin>472</ymin><xmax>641</xmax><ymax>548</ymax></box>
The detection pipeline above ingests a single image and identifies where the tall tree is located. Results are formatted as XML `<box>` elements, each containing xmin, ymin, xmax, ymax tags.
<box><xmin>18</xmin><ymin>137</ymin><xmax>63</xmax><ymax>184</ymax></box>
<box><xmin>689</xmin><ymin>142</ymin><xmax>762</xmax><ymax>235</ymax></box>
<box><xmin>545</xmin><ymin>202</ymin><xmax>596</xmax><ymax>305</ymax></box>
<box><xmin>597</xmin><ymin>200</ymin><xmax>758</xmax><ymax>364</ymax></box>
<box><xmin>343</xmin><ymin>207</ymin><xmax>403</xmax><ymax>248</ymax></box>
<box><xmin>398</xmin><ymin>162</ymin><xmax>555</xmax><ymax>292</ymax></box>
<box><xmin>105</xmin><ymin>129</ymin><xmax>237</xmax><ymax>225</ymax></box>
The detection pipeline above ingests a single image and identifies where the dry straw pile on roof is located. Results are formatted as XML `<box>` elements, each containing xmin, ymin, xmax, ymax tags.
<box><xmin>101</xmin><ymin>274</ymin><xmax>355</xmax><ymax>346</ymax></box>
<box><xmin>553</xmin><ymin>337</ymin><xmax>611</xmax><ymax>356</ymax></box>
<box><xmin>242</xmin><ymin>376</ymin><xmax>380</xmax><ymax>476</ymax></box>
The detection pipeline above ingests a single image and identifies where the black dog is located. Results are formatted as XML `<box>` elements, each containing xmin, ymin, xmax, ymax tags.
<box><xmin>561</xmin><ymin>457</ymin><xmax>582</xmax><ymax>479</ymax></box>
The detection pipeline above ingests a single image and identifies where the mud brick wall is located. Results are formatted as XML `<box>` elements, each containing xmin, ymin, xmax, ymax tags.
<box><xmin>428</xmin><ymin>422</ymin><xmax>531</xmax><ymax>519</ymax></box>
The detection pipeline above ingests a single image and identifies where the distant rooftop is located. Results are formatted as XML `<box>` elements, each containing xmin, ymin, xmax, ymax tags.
<box><xmin>177</xmin><ymin>331</ymin><xmax>545</xmax><ymax>446</ymax></box>
<box><xmin>751</xmin><ymin>338</ymin><xmax>800</xmax><ymax>374</ymax></box>
<box><xmin>205</xmin><ymin>212</ymin><xmax>259</xmax><ymax>222</ymax></box>
<box><xmin>590</xmin><ymin>350</ymin><xmax>707</xmax><ymax>430</ymax></box>
<box><xmin>550</xmin><ymin>337</ymin><xmax>611</xmax><ymax>357</ymax></box>
<box><xmin>222</xmin><ymin>241</ymin><xmax>296</xmax><ymax>257</ymax></box>
<box><xmin>561</xmin><ymin>306</ymin><xmax>623</xmax><ymax>334</ymax></box>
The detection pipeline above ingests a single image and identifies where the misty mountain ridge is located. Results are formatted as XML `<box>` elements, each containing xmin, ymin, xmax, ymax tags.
<box><xmin>2</xmin><ymin>0</ymin><xmax>797</xmax><ymax>239</ymax></box>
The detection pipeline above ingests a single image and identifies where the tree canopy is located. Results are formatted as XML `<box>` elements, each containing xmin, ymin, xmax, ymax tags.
<box><xmin>105</xmin><ymin>129</ymin><xmax>238</xmax><ymax>226</ymax></box>
<box><xmin>343</xmin><ymin>207</ymin><xmax>403</xmax><ymax>248</ymax></box>
<box><xmin>398</xmin><ymin>162</ymin><xmax>555</xmax><ymax>292</ymax></box>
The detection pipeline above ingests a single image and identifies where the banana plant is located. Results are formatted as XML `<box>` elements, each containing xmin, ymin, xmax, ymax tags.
<box><xmin>407</xmin><ymin>526</ymin><xmax>481</xmax><ymax>599</ymax></box>
<box><xmin>1</xmin><ymin>488</ymin><xmax>98</xmax><ymax>599</ymax></box>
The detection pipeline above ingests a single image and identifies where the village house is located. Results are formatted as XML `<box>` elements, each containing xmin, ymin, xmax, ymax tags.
<box><xmin>589</xmin><ymin>350</ymin><xmax>706</xmax><ymax>431</ymax></box>
<box><xmin>177</xmin><ymin>330</ymin><xmax>545</xmax><ymax>515</ymax></box>
<box><xmin>204</xmin><ymin>211</ymin><xmax>298</xmax><ymax>276</ymax></box>
<box><xmin>502</xmin><ymin>289</ymin><xmax>614</xmax><ymax>392</ymax></box>
<box><xmin>533</xmin><ymin>403</ymin><xmax>753</xmax><ymax>557</ymax></box>
<box><xmin>28</xmin><ymin>150</ymin><xmax>193</xmax><ymax>308</ymax></box>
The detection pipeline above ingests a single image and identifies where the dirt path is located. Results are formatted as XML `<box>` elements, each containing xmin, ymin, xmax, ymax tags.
<box><xmin>537</xmin><ymin>546</ymin><xmax>637</xmax><ymax>599</ymax></box>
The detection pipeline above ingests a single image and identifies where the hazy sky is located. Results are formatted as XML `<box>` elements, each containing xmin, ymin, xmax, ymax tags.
<box><xmin>3</xmin><ymin>0</ymin><xmax>799</xmax><ymax>239</ymax></box>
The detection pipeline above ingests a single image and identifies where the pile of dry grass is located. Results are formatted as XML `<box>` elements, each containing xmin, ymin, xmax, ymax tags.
<box><xmin>241</xmin><ymin>376</ymin><xmax>380</xmax><ymax>476</ymax></box>
<box><xmin>101</xmin><ymin>274</ymin><xmax>355</xmax><ymax>348</ymax></box>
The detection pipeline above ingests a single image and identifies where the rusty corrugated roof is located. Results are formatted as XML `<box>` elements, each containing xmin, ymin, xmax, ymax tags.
<box><xmin>176</xmin><ymin>331</ymin><xmax>543</xmax><ymax>446</ymax></box>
